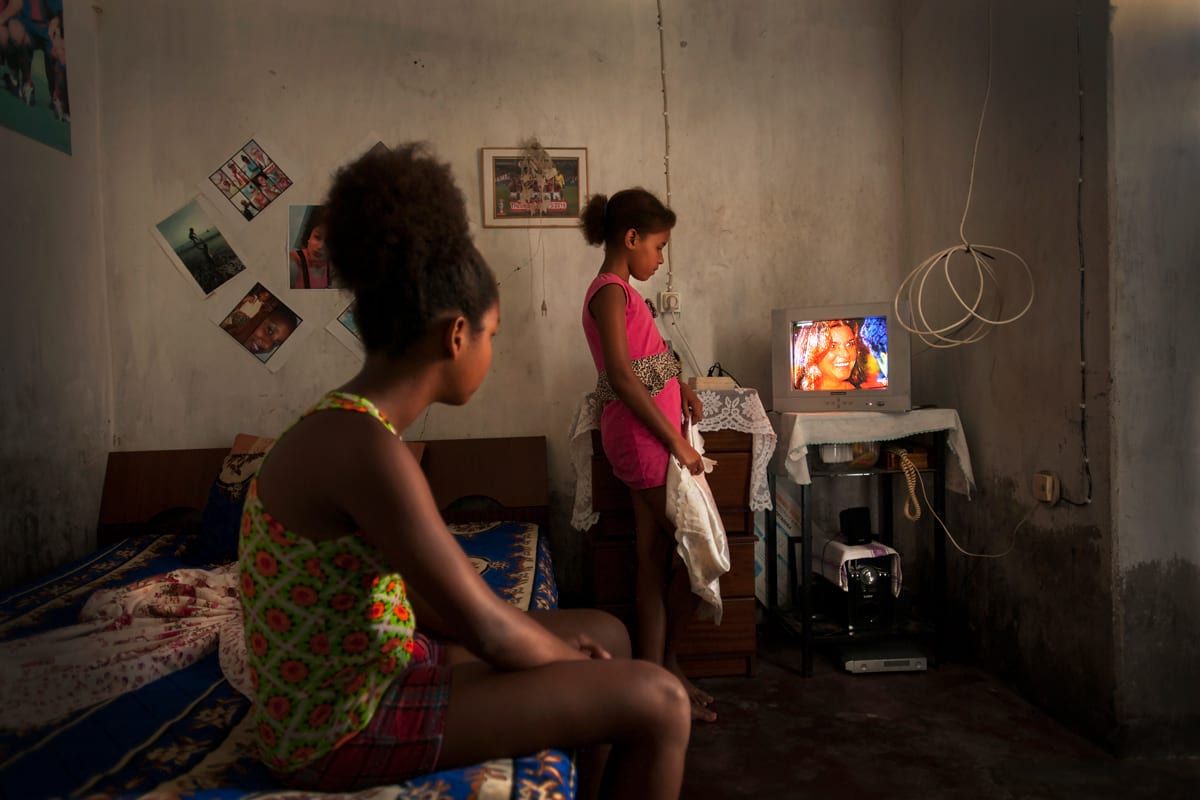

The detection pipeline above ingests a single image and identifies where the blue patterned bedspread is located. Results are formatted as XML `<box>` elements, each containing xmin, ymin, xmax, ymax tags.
<box><xmin>0</xmin><ymin>523</ymin><xmax>573</xmax><ymax>799</ymax></box>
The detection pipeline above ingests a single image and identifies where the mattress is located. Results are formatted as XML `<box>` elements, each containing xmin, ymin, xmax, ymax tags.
<box><xmin>0</xmin><ymin>522</ymin><xmax>572</xmax><ymax>799</ymax></box>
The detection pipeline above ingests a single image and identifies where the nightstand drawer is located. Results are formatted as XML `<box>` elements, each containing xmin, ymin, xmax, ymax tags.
<box><xmin>674</xmin><ymin>597</ymin><xmax>757</xmax><ymax>656</ymax></box>
<box><xmin>701</xmin><ymin>429</ymin><xmax>753</xmax><ymax>453</ymax></box>
<box><xmin>591</xmin><ymin>533</ymin><xmax>756</xmax><ymax>605</ymax></box>
<box><xmin>592</xmin><ymin>451</ymin><xmax>750</xmax><ymax>512</ymax></box>
<box><xmin>707</xmin><ymin>453</ymin><xmax>750</xmax><ymax>509</ymax></box>
<box><xmin>597</xmin><ymin>597</ymin><xmax>757</xmax><ymax>657</ymax></box>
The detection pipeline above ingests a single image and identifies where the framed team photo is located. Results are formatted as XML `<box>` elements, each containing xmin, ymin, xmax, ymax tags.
<box><xmin>481</xmin><ymin>146</ymin><xmax>587</xmax><ymax>228</ymax></box>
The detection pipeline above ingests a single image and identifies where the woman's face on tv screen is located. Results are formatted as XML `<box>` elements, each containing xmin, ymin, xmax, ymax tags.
<box><xmin>818</xmin><ymin>323</ymin><xmax>857</xmax><ymax>383</ymax></box>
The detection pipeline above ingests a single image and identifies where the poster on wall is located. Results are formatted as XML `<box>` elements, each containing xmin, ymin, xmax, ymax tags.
<box><xmin>0</xmin><ymin>1</ymin><xmax>70</xmax><ymax>154</ymax></box>
<box><xmin>216</xmin><ymin>282</ymin><xmax>303</xmax><ymax>369</ymax></box>
<box><xmin>327</xmin><ymin>300</ymin><xmax>364</xmax><ymax>356</ymax></box>
<box><xmin>208</xmin><ymin>139</ymin><xmax>293</xmax><ymax>220</ymax></box>
<box><xmin>152</xmin><ymin>195</ymin><xmax>247</xmax><ymax>296</ymax></box>
<box><xmin>481</xmin><ymin>146</ymin><xmax>587</xmax><ymax>228</ymax></box>
<box><xmin>287</xmin><ymin>204</ymin><xmax>339</xmax><ymax>289</ymax></box>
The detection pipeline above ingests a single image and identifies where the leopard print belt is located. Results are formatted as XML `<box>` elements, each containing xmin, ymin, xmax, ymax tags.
<box><xmin>595</xmin><ymin>350</ymin><xmax>681</xmax><ymax>406</ymax></box>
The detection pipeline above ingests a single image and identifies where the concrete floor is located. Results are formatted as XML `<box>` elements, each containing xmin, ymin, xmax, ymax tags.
<box><xmin>682</xmin><ymin>628</ymin><xmax>1200</xmax><ymax>799</ymax></box>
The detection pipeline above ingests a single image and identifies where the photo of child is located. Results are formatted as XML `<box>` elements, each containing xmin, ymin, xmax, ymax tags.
<box><xmin>212</xmin><ymin>139</ymin><xmax>291</xmax><ymax>218</ymax></box>
<box><xmin>287</xmin><ymin>205</ymin><xmax>338</xmax><ymax>289</ymax></box>
<box><xmin>153</xmin><ymin>197</ymin><xmax>246</xmax><ymax>296</ymax></box>
<box><xmin>218</xmin><ymin>282</ymin><xmax>301</xmax><ymax>364</ymax></box>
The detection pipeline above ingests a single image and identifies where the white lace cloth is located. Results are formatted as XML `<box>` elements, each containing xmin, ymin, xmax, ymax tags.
<box><xmin>694</xmin><ymin>388</ymin><xmax>777</xmax><ymax>512</ymax></box>
<box><xmin>769</xmin><ymin>408</ymin><xmax>976</xmax><ymax>496</ymax></box>
<box><xmin>569</xmin><ymin>387</ymin><xmax>777</xmax><ymax>531</ymax></box>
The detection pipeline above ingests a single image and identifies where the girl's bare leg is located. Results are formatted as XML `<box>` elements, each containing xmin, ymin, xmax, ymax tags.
<box><xmin>663</xmin><ymin>559</ymin><xmax>716</xmax><ymax>719</ymax></box>
<box><xmin>631</xmin><ymin>488</ymin><xmax>670</xmax><ymax>666</ymax></box>
<box><xmin>633</xmin><ymin>485</ymin><xmax>717</xmax><ymax>721</ymax></box>
<box><xmin>442</xmin><ymin>608</ymin><xmax>634</xmax><ymax>800</ymax></box>
<box><xmin>437</xmin><ymin>656</ymin><xmax>690</xmax><ymax>800</ymax></box>
<box><xmin>529</xmin><ymin>609</ymin><xmax>628</xmax><ymax>800</ymax></box>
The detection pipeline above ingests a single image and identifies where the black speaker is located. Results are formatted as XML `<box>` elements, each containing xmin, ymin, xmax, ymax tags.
<box><xmin>840</xmin><ymin>506</ymin><xmax>872</xmax><ymax>545</ymax></box>
<box><xmin>845</xmin><ymin>556</ymin><xmax>896</xmax><ymax>632</ymax></box>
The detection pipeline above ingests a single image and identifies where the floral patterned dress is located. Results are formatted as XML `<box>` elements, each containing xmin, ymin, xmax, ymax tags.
<box><xmin>238</xmin><ymin>391</ymin><xmax>417</xmax><ymax>771</ymax></box>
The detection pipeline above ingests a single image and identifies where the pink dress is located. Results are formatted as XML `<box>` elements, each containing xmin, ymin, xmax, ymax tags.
<box><xmin>582</xmin><ymin>273</ymin><xmax>682</xmax><ymax>490</ymax></box>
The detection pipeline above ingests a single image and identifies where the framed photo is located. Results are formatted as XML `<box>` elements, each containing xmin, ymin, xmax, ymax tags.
<box><xmin>481</xmin><ymin>147</ymin><xmax>587</xmax><ymax>228</ymax></box>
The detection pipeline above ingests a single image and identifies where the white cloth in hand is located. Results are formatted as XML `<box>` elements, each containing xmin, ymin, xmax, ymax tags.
<box><xmin>666</xmin><ymin>425</ymin><xmax>731</xmax><ymax>624</ymax></box>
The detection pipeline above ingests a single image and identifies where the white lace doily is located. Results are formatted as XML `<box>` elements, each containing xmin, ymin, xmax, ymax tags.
<box><xmin>569</xmin><ymin>387</ymin><xmax>777</xmax><ymax>531</ymax></box>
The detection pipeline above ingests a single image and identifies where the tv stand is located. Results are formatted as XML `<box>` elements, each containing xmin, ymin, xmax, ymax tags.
<box><xmin>763</xmin><ymin>409</ymin><xmax>975</xmax><ymax>676</ymax></box>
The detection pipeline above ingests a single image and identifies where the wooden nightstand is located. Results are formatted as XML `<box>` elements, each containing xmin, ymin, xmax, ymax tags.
<box><xmin>588</xmin><ymin>428</ymin><xmax>757</xmax><ymax>677</ymax></box>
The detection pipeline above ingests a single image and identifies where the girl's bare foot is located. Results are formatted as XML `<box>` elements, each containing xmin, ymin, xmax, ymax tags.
<box><xmin>665</xmin><ymin>655</ymin><xmax>716</xmax><ymax>721</ymax></box>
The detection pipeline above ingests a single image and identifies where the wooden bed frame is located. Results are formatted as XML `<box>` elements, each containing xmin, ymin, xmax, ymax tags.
<box><xmin>96</xmin><ymin>436</ymin><xmax>549</xmax><ymax>547</ymax></box>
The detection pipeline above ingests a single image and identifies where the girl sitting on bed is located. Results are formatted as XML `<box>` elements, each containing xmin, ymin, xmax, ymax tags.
<box><xmin>238</xmin><ymin>143</ymin><xmax>690</xmax><ymax>798</ymax></box>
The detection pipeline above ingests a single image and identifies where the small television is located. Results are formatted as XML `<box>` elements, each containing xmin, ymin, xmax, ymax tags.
<box><xmin>771</xmin><ymin>302</ymin><xmax>911</xmax><ymax>413</ymax></box>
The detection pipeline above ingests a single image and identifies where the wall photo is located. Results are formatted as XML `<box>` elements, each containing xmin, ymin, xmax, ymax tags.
<box><xmin>481</xmin><ymin>146</ymin><xmax>587</xmax><ymax>227</ymax></box>
<box><xmin>287</xmin><ymin>204</ymin><xmax>338</xmax><ymax>289</ymax></box>
<box><xmin>327</xmin><ymin>300</ymin><xmax>363</xmax><ymax>356</ymax></box>
<box><xmin>218</xmin><ymin>282</ymin><xmax>301</xmax><ymax>365</ymax></box>
<box><xmin>210</xmin><ymin>139</ymin><xmax>292</xmax><ymax>220</ymax></box>
<box><xmin>0</xmin><ymin>0</ymin><xmax>70</xmax><ymax>154</ymax></box>
<box><xmin>152</xmin><ymin>196</ymin><xmax>246</xmax><ymax>296</ymax></box>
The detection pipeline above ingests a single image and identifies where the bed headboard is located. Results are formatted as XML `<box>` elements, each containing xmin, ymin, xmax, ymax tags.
<box><xmin>96</xmin><ymin>436</ymin><xmax>549</xmax><ymax>545</ymax></box>
<box><xmin>423</xmin><ymin>436</ymin><xmax>548</xmax><ymax>531</ymax></box>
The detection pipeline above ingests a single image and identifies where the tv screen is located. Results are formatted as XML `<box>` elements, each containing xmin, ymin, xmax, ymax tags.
<box><xmin>790</xmin><ymin>316</ymin><xmax>889</xmax><ymax>392</ymax></box>
<box><xmin>772</xmin><ymin>303</ymin><xmax>910</xmax><ymax>413</ymax></box>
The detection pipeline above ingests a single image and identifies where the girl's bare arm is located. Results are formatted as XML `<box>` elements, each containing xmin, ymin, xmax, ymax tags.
<box><xmin>341</xmin><ymin>423</ymin><xmax>601</xmax><ymax>669</ymax></box>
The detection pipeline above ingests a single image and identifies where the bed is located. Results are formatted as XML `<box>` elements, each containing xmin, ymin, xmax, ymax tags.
<box><xmin>0</xmin><ymin>435</ymin><xmax>574</xmax><ymax>799</ymax></box>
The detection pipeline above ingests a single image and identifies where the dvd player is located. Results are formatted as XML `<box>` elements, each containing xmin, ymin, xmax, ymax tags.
<box><xmin>839</xmin><ymin>641</ymin><xmax>928</xmax><ymax>674</ymax></box>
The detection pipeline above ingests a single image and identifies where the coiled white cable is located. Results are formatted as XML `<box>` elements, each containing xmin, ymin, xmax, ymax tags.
<box><xmin>894</xmin><ymin>0</ymin><xmax>1035</xmax><ymax>349</ymax></box>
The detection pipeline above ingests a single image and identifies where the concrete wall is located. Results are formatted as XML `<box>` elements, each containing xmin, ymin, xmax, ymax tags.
<box><xmin>899</xmin><ymin>0</ymin><xmax>1116</xmax><ymax>743</ymax></box>
<box><xmin>0</xmin><ymin>1</ymin><xmax>112</xmax><ymax>589</ymax></box>
<box><xmin>94</xmin><ymin>0</ymin><xmax>903</xmax><ymax>600</ymax></box>
<box><xmin>1109</xmin><ymin>0</ymin><xmax>1200</xmax><ymax>755</ymax></box>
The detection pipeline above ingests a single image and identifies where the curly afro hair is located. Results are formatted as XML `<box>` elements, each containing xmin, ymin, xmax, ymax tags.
<box><xmin>324</xmin><ymin>142</ymin><xmax>497</xmax><ymax>358</ymax></box>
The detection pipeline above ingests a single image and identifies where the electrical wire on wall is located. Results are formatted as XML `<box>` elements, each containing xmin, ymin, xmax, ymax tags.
<box><xmin>655</xmin><ymin>0</ymin><xmax>674</xmax><ymax>292</ymax></box>
<box><xmin>1061</xmin><ymin>4</ymin><xmax>1093</xmax><ymax>506</ymax></box>
<box><xmin>666</xmin><ymin>311</ymin><xmax>704</xmax><ymax>376</ymax></box>
<box><xmin>893</xmin><ymin>0</ymin><xmax>1035</xmax><ymax>349</ymax></box>
<box><xmin>653</xmin><ymin>0</ymin><xmax>707</xmax><ymax>378</ymax></box>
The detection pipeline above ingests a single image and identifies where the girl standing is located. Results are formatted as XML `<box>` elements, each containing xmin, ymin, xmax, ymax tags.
<box><xmin>579</xmin><ymin>188</ymin><xmax>716</xmax><ymax>722</ymax></box>
<box><xmin>240</xmin><ymin>145</ymin><xmax>689</xmax><ymax>797</ymax></box>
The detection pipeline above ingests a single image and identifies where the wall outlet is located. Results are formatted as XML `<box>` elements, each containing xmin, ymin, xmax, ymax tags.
<box><xmin>658</xmin><ymin>291</ymin><xmax>681</xmax><ymax>313</ymax></box>
<box><xmin>1032</xmin><ymin>471</ymin><xmax>1060</xmax><ymax>504</ymax></box>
